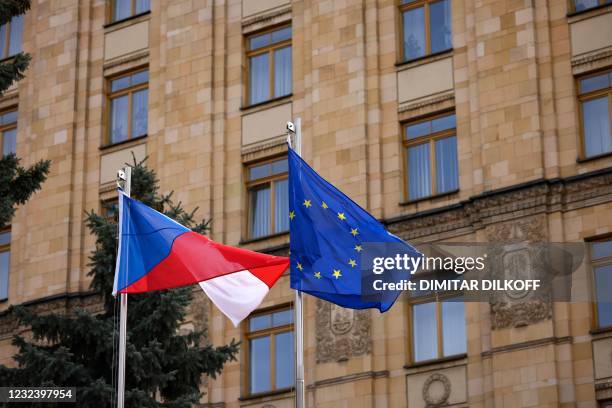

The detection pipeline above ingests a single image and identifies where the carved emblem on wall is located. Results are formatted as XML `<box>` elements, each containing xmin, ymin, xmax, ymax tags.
<box><xmin>422</xmin><ymin>373</ymin><xmax>451</xmax><ymax>407</ymax></box>
<box><xmin>316</xmin><ymin>299</ymin><xmax>371</xmax><ymax>363</ymax></box>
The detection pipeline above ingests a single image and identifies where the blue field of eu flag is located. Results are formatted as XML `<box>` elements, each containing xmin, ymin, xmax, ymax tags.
<box><xmin>288</xmin><ymin>147</ymin><xmax>421</xmax><ymax>312</ymax></box>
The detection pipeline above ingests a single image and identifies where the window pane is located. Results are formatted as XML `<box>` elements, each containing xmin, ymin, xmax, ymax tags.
<box><xmin>250</xmin><ymin>336</ymin><xmax>271</xmax><ymax>393</ymax></box>
<box><xmin>111</xmin><ymin>76</ymin><xmax>131</xmax><ymax>92</ymax></box>
<box><xmin>582</xmin><ymin>97</ymin><xmax>612</xmax><ymax>157</ymax></box>
<box><xmin>430</xmin><ymin>0</ymin><xmax>452</xmax><ymax>54</ymax></box>
<box><xmin>249</xmin><ymin>314</ymin><xmax>272</xmax><ymax>331</ymax></box>
<box><xmin>406</xmin><ymin>120</ymin><xmax>431</xmax><ymax>140</ymax></box>
<box><xmin>274</xmin><ymin>179</ymin><xmax>289</xmax><ymax>234</ymax></box>
<box><xmin>250</xmin><ymin>186</ymin><xmax>271</xmax><ymax>238</ymax></box>
<box><xmin>275</xmin><ymin>331</ymin><xmax>294</xmax><ymax>389</ymax></box>
<box><xmin>1</xmin><ymin>111</ymin><xmax>17</xmax><ymax>125</ymax></box>
<box><xmin>435</xmin><ymin>136</ymin><xmax>458</xmax><ymax>193</ymax></box>
<box><xmin>132</xmin><ymin>89</ymin><xmax>148</xmax><ymax>138</ymax></box>
<box><xmin>407</xmin><ymin>143</ymin><xmax>431</xmax><ymax>200</ymax></box>
<box><xmin>8</xmin><ymin>15</ymin><xmax>23</xmax><ymax>56</ymax></box>
<box><xmin>0</xmin><ymin>231</ymin><xmax>10</xmax><ymax>246</ymax></box>
<box><xmin>272</xmin><ymin>309</ymin><xmax>293</xmax><ymax>327</ymax></box>
<box><xmin>271</xmin><ymin>27</ymin><xmax>292</xmax><ymax>44</ymax></box>
<box><xmin>403</xmin><ymin>7</ymin><xmax>426</xmax><ymax>60</ymax></box>
<box><xmin>0</xmin><ymin>24</ymin><xmax>6</xmax><ymax>58</ymax></box>
<box><xmin>110</xmin><ymin>95</ymin><xmax>129</xmax><ymax>144</ymax></box>
<box><xmin>593</xmin><ymin>241</ymin><xmax>612</xmax><ymax>260</ymax></box>
<box><xmin>249</xmin><ymin>163</ymin><xmax>271</xmax><ymax>181</ymax></box>
<box><xmin>595</xmin><ymin>264</ymin><xmax>612</xmax><ymax>327</ymax></box>
<box><xmin>274</xmin><ymin>46</ymin><xmax>292</xmax><ymax>97</ymax></box>
<box><xmin>412</xmin><ymin>302</ymin><xmax>438</xmax><ymax>362</ymax></box>
<box><xmin>250</xmin><ymin>33</ymin><xmax>271</xmax><ymax>50</ymax></box>
<box><xmin>250</xmin><ymin>53</ymin><xmax>270</xmax><ymax>104</ymax></box>
<box><xmin>574</xmin><ymin>0</ymin><xmax>598</xmax><ymax>11</ymax></box>
<box><xmin>131</xmin><ymin>70</ymin><xmax>149</xmax><ymax>86</ymax></box>
<box><xmin>580</xmin><ymin>73</ymin><xmax>609</xmax><ymax>94</ymax></box>
<box><xmin>3</xmin><ymin>128</ymin><xmax>16</xmax><ymax>155</ymax></box>
<box><xmin>113</xmin><ymin>0</ymin><xmax>132</xmax><ymax>21</ymax></box>
<box><xmin>0</xmin><ymin>251</ymin><xmax>9</xmax><ymax>300</ymax></box>
<box><xmin>271</xmin><ymin>159</ymin><xmax>288</xmax><ymax>176</ymax></box>
<box><xmin>431</xmin><ymin>114</ymin><xmax>456</xmax><ymax>133</ymax></box>
<box><xmin>135</xmin><ymin>0</ymin><xmax>151</xmax><ymax>14</ymax></box>
<box><xmin>442</xmin><ymin>300</ymin><xmax>466</xmax><ymax>356</ymax></box>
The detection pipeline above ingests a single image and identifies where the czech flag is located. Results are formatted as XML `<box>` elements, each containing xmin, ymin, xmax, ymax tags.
<box><xmin>112</xmin><ymin>191</ymin><xmax>289</xmax><ymax>326</ymax></box>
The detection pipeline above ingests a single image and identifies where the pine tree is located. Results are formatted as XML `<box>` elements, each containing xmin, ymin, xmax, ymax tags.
<box><xmin>0</xmin><ymin>158</ymin><xmax>239</xmax><ymax>407</ymax></box>
<box><xmin>0</xmin><ymin>0</ymin><xmax>50</xmax><ymax>229</ymax></box>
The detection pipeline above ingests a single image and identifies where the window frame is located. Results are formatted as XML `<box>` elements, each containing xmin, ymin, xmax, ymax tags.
<box><xmin>108</xmin><ymin>0</ymin><xmax>151</xmax><ymax>24</ymax></box>
<box><xmin>245</xmin><ymin>156</ymin><xmax>289</xmax><ymax>240</ymax></box>
<box><xmin>0</xmin><ymin>109</ymin><xmax>17</xmax><ymax>156</ymax></box>
<box><xmin>407</xmin><ymin>287</ymin><xmax>465</xmax><ymax>364</ymax></box>
<box><xmin>590</xmin><ymin>238</ymin><xmax>612</xmax><ymax>330</ymax></box>
<box><xmin>245</xmin><ymin>24</ymin><xmax>292</xmax><ymax>107</ymax></box>
<box><xmin>105</xmin><ymin>67</ymin><xmax>149</xmax><ymax>146</ymax></box>
<box><xmin>244</xmin><ymin>305</ymin><xmax>294</xmax><ymax>396</ymax></box>
<box><xmin>0</xmin><ymin>16</ymin><xmax>23</xmax><ymax>60</ymax></box>
<box><xmin>0</xmin><ymin>228</ymin><xmax>10</xmax><ymax>301</ymax></box>
<box><xmin>398</xmin><ymin>0</ymin><xmax>452</xmax><ymax>63</ymax></box>
<box><xmin>577</xmin><ymin>68</ymin><xmax>612</xmax><ymax>160</ymax></box>
<box><xmin>401</xmin><ymin>110</ymin><xmax>458</xmax><ymax>202</ymax></box>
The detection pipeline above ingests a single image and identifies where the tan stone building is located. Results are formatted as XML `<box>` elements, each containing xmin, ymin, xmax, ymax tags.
<box><xmin>1</xmin><ymin>0</ymin><xmax>612</xmax><ymax>406</ymax></box>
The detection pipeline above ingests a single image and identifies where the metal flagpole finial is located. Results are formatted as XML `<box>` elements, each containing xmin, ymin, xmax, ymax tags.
<box><xmin>286</xmin><ymin>121</ymin><xmax>295</xmax><ymax>148</ymax></box>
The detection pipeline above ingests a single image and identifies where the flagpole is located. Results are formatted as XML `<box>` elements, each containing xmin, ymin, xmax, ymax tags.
<box><xmin>117</xmin><ymin>166</ymin><xmax>131</xmax><ymax>408</ymax></box>
<box><xmin>289</xmin><ymin>118</ymin><xmax>306</xmax><ymax>408</ymax></box>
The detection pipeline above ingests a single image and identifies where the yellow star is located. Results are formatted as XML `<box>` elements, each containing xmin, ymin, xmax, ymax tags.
<box><xmin>351</xmin><ymin>228</ymin><xmax>359</xmax><ymax>236</ymax></box>
<box><xmin>348</xmin><ymin>259</ymin><xmax>357</xmax><ymax>268</ymax></box>
<box><xmin>289</xmin><ymin>210</ymin><xmax>295</xmax><ymax>220</ymax></box>
<box><xmin>303</xmin><ymin>199</ymin><xmax>312</xmax><ymax>208</ymax></box>
<box><xmin>322</xmin><ymin>201</ymin><xmax>328</xmax><ymax>209</ymax></box>
<box><xmin>297</xmin><ymin>262</ymin><xmax>304</xmax><ymax>271</ymax></box>
<box><xmin>337</xmin><ymin>212</ymin><xmax>346</xmax><ymax>221</ymax></box>
<box><xmin>314</xmin><ymin>271</ymin><xmax>321</xmax><ymax>279</ymax></box>
<box><xmin>333</xmin><ymin>269</ymin><xmax>342</xmax><ymax>279</ymax></box>
<box><xmin>355</xmin><ymin>245</ymin><xmax>363</xmax><ymax>252</ymax></box>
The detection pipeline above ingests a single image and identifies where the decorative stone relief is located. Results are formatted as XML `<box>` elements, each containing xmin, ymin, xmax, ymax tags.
<box><xmin>422</xmin><ymin>373</ymin><xmax>451</xmax><ymax>407</ymax></box>
<box><xmin>316</xmin><ymin>299</ymin><xmax>371</xmax><ymax>363</ymax></box>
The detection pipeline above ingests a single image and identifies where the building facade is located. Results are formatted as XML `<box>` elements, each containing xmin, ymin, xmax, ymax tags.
<box><xmin>1</xmin><ymin>0</ymin><xmax>612</xmax><ymax>407</ymax></box>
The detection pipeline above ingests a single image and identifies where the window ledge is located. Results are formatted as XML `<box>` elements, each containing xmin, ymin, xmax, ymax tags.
<box><xmin>99</xmin><ymin>134</ymin><xmax>147</xmax><ymax>152</ymax></box>
<box><xmin>403</xmin><ymin>353</ymin><xmax>467</xmax><ymax>373</ymax></box>
<box><xmin>239</xmin><ymin>387</ymin><xmax>294</xmax><ymax>402</ymax></box>
<box><xmin>241</xmin><ymin>94</ymin><xmax>293</xmax><ymax>114</ymax></box>
<box><xmin>577</xmin><ymin>151</ymin><xmax>612</xmax><ymax>163</ymax></box>
<box><xmin>567</xmin><ymin>3</ymin><xmax>612</xmax><ymax>21</ymax></box>
<box><xmin>240</xmin><ymin>231</ymin><xmax>289</xmax><ymax>245</ymax></box>
<box><xmin>103</xmin><ymin>11</ymin><xmax>151</xmax><ymax>31</ymax></box>
<box><xmin>590</xmin><ymin>326</ymin><xmax>612</xmax><ymax>337</ymax></box>
<box><xmin>395</xmin><ymin>49</ymin><xmax>453</xmax><ymax>72</ymax></box>
<box><xmin>399</xmin><ymin>189</ymin><xmax>459</xmax><ymax>206</ymax></box>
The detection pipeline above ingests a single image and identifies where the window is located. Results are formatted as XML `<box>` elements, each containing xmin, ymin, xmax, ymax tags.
<box><xmin>592</xmin><ymin>240</ymin><xmax>612</xmax><ymax>328</ymax></box>
<box><xmin>246</xmin><ymin>157</ymin><xmax>289</xmax><ymax>239</ymax></box>
<box><xmin>107</xmin><ymin>69</ymin><xmax>148</xmax><ymax>145</ymax></box>
<box><xmin>0</xmin><ymin>110</ymin><xmax>17</xmax><ymax>156</ymax></box>
<box><xmin>572</xmin><ymin>0</ymin><xmax>612</xmax><ymax>12</ymax></box>
<box><xmin>0</xmin><ymin>230</ymin><xmax>10</xmax><ymax>301</ymax></box>
<box><xmin>403</xmin><ymin>112</ymin><xmax>458</xmax><ymax>201</ymax></box>
<box><xmin>399</xmin><ymin>0</ymin><xmax>451</xmax><ymax>62</ymax></box>
<box><xmin>600</xmin><ymin>401</ymin><xmax>612</xmax><ymax>408</ymax></box>
<box><xmin>578</xmin><ymin>70</ymin><xmax>612</xmax><ymax>158</ymax></box>
<box><xmin>246</xmin><ymin>307</ymin><xmax>294</xmax><ymax>395</ymax></box>
<box><xmin>110</xmin><ymin>0</ymin><xmax>150</xmax><ymax>22</ymax></box>
<box><xmin>409</xmin><ymin>274</ymin><xmax>466</xmax><ymax>363</ymax></box>
<box><xmin>246</xmin><ymin>26</ymin><xmax>292</xmax><ymax>105</ymax></box>
<box><xmin>101</xmin><ymin>199</ymin><xmax>119</xmax><ymax>221</ymax></box>
<box><xmin>0</xmin><ymin>15</ymin><xmax>24</xmax><ymax>59</ymax></box>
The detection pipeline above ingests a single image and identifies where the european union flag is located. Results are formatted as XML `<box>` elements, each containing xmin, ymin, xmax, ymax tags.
<box><xmin>288</xmin><ymin>147</ymin><xmax>420</xmax><ymax>312</ymax></box>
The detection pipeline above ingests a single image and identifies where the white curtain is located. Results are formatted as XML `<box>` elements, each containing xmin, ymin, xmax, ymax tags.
<box><xmin>408</xmin><ymin>143</ymin><xmax>431</xmax><ymax>200</ymax></box>
<box><xmin>0</xmin><ymin>251</ymin><xmax>9</xmax><ymax>301</ymax></box>
<box><xmin>274</xmin><ymin>46</ymin><xmax>292</xmax><ymax>98</ymax></box>
<box><xmin>442</xmin><ymin>300</ymin><xmax>466</xmax><ymax>356</ymax></box>
<box><xmin>275</xmin><ymin>331</ymin><xmax>294</xmax><ymax>389</ymax></box>
<box><xmin>250</xmin><ymin>337</ymin><xmax>271</xmax><ymax>393</ymax></box>
<box><xmin>250</xmin><ymin>187</ymin><xmax>270</xmax><ymax>238</ymax></box>
<box><xmin>583</xmin><ymin>97</ymin><xmax>612</xmax><ymax>157</ymax></box>
<box><xmin>412</xmin><ymin>302</ymin><xmax>437</xmax><ymax>362</ymax></box>
<box><xmin>8</xmin><ymin>15</ymin><xmax>23</xmax><ymax>56</ymax></box>
<box><xmin>3</xmin><ymin>128</ymin><xmax>16</xmax><ymax>155</ymax></box>
<box><xmin>274</xmin><ymin>179</ymin><xmax>289</xmax><ymax>233</ymax></box>
<box><xmin>435</xmin><ymin>136</ymin><xmax>459</xmax><ymax>193</ymax></box>
<box><xmin>403</xmin><ymin>7</ymin><xmax>425</xmax><ymax>60</ymax></box>
<box><xmin>250</xmin><ymin>54</ymin><xmax>269</xmax><ymax>104</ymax></box>
<box><xmin>429</xmin><ymin>0</ymin><xmax>452</xmax><ymax>53</ymax></box>
<box><xmin>113</xmin><ymin>0</ymin><xmax>131</xmax><ymax>21</ymax></box>
<box><xmin>136</xmin><ymin>0</ymin><xmax>151</xmax><ymax>14</ymax></box>
<box><xmin>574</xmin><ymin>0</ymin><xmax>598</xmax><ymax>11</ymax></box>
<box><xmin>132</xmin><ymin>89</ymin><xmax>149</xmax><ymax>138</ymax></box>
